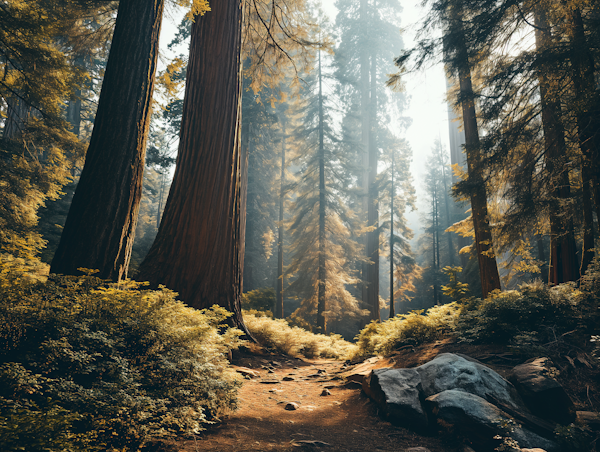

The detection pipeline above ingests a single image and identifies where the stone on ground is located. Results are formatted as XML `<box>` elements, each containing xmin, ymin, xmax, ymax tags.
<box><xmin>417</xmin><ymin>353</ymin><xmax>524</xmax><ymax>410</ymax></box>
<box><xmin>507</xmin><ymin>357</ymin><xmax>575</xmax><ymax>424</ymax></box>
<box><xmin>425</xmin><ymin>390</ymin><xmax>559</xmax><ymax>452</ymax></box>
<box><xmin>362</xmin><ymin>368</ymin><xmax>428</xmax><ymax>431</ymax></box>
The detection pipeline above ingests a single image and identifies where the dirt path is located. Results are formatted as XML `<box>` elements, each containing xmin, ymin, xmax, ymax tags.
<box><xmin>170</xmin><ymin>352</ymin><xmax>458</xmax><ymax>452</ymax></box>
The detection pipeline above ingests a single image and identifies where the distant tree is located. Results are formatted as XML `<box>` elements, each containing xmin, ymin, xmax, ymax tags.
<box><xmin>286</xmin><ymin>47</ymin><xmax>364</xmax><ymax>333</ymax></box>
<box><xmin>334</xmin><ymin>0</ymin><xmax>407</xmax><ymax>320</ymax></box>
<box><xmin>378</xmin><ymin>136</ymin><xmax>415</xmax><ymax>318</ymax></box>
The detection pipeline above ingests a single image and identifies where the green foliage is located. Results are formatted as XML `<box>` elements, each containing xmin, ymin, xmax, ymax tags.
<box><xmin>0</xmin><ymin>261</ymin><xmax>243</xmax><ymax>452</ymax></box>
<box><xmin>354</xmin><ymin>303</ymin><xmax>460</xmax><ymax>358</ymax></box>
<box><xmin>242</xmin><ymin>287</ymin><xmax>276</xmax><ymax>314</ymax></box>
<box><xmin>441</xmin><ymin>266</ymin><xmax>470</xmax><ymax>301</ymax></box>
<box><xmin>457</xmin><ymin>280</ymin><xmax>580</xmax><ymax>344</ymax></box>
<box><xmin>243</xmin><ymin>311</ymin><xmax>357</xmax><ymax>359</ymax></box>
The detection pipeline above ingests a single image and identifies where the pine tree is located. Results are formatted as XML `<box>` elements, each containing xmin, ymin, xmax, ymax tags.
<box><xmin>0</xmin><ymin>0</ymin><xmax>98</xmax><ymax>258</ymax></box>
<box><xmin>334</xmin><ymin>0</ymin><xmax>407</xmax><ymax>319</ymax></box>
<box><xmin>285</xmin><ymin>46</ymin><xmax>364</xmax><ymax>333</ymax></box>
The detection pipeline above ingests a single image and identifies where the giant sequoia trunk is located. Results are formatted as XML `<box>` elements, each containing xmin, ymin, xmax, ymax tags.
<box><xmin>453</xmin><ymin>15</ymin><xmax>501</xmax><ymax>299</ymax></box>
<box><xmin>50</xmin><ymin>0</ymin><xmax>164</xmax><ymax>280</ymax></box>
<box><xmin>136</xmin><ymin>0</ymin><xmax>249</xmax><ymax>334</ymax></box>
<box><xmin>534</xmin><ymin>8</ymin><xmax>579</xmax><ymax>285</ymax></box>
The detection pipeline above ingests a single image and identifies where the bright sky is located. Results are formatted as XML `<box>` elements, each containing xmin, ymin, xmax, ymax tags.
<box><xmin>159</xmin><ymin>0</ymin><xmax>452</xmax><ymax>239</ymax></box>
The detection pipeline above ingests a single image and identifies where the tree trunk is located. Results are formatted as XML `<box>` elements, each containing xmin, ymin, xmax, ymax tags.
<box><xmin>389</xmin><ymin>150</ymin><xmax>395</xmax><ymax>319</ymax></box>
<box><xmin>276</xmin><ymin>116</ymin><xmax>286</xmax><ymax>319</ymax></box>
<box><xmin>432</xmin><ymin>183</ymin><xmax>439</xmax><ymax>305</ymax></box>
<box><xmin>66</xmin><ymin>53</ymin><xmax>85</xmax><ymax>137</ymax></box>
<box><xmin>359</xmin><ymin>0</ymin><xmax>371</xmax><ymax>315</ymax></box>
<box><xmin>317</xmin><ymin>49</ymin><xmax>326</xmax><ymax>333</ymax></box>
<box><xmin>366</xmin><ymin>42</ymin><xmax>380</xmax><ymax>321</ymax></box>
<box><xmin>136</xmin><ymin>0</ymin><xmax>249</xmax><ymax>334</ymax></box>
<box><xmin>454</xmin><ymin>15</ymin><xmax>502</xmax><ymax>298</ymax></box>
<box><xmin>50</xmin><ymin>0</ymin><xmax>164</xmax><ymax>280</ymax></box>
<box><xmin>440</xmin><ymin>155</ymin><xmax>455</xmax><ymax>265</ymax></box>
<box><xmin>534</xmin><ymin>7</ymin><xmax>579</xmax><ymax>285</ymax></box>
<box><xmin>569</xmin><ymin>8</ymin><xmax>598</xmax><ymax>276</ymax></box>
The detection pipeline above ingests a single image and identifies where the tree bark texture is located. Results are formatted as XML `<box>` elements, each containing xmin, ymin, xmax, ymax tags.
<box><xmin>534</xmin><ymin>7</ymin><xmax>579</xmax><ymax>285</ymax></box>
<box><xmin>454</xmin><ymin>16</ymin><xmax>501</xmax><ymax>299</ymax></box>
<box><xmin>50</xmin><ymin>0</ymin><xmax>164</xmax><ymax>280</ymax></box>
<box><xmin>136</xmin><ymin>0</ymin><xmax>249</xmax><ymax>334</ymax></box>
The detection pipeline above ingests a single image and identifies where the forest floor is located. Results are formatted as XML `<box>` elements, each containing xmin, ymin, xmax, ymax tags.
<box><xmin>159</xmin><ymin>339</ymin><xmax>600</xmax><ymax>452</ymax></box>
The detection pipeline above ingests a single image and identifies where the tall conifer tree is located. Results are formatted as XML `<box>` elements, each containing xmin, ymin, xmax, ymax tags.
<box><xmin>51</xmin><ymin>0</ymin><xmax>166</xmax><ymax>280</ymax></box>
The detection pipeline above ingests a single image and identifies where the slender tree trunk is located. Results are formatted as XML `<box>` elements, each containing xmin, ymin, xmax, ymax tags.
<box><xmin>534</xmin><ymin>7</ymin><xmax>579</xmax><ymax>285</ymax></box>
<box><xmin>66</xmin><ymin>53</ymin><xmax>85</xmax><ymax>137</ymax></box>
<box><xmin>366</xmin><ymin>42</ymin><xmax>380</xmax><ymax>321</ymax></box>
<box><xmin>569</xmin><ymin>8</ymin><xmax>597</xmax><ymax>276</ymax></box>
<box><xmin>317</xmin><ymin>49</ymin><xmax>327</xmax><ymax>333</ymax></box>
<box><xmin>359</xmin><ymin>0</ymin><xmax>371</xmax><ymax>313</ymax></box>
<box><xmin>440</xmin><ymin>157</ymin><xmax>455</xmax><ymax>265</ymax></box>
<box><xmin>276</xmin><ymin>116</ymin><xmax>286</xmax><ymax>319</ymax></box>
<box><xmin>454</xmin><ymin>15</ymin><xmax>502</xmax><ymax>298</ymax></box>
<box><xmin>136</xmin><ymin>0</ymin><xmax>250</xmax><ymax>334</ymax></box>
<box><xmin>50</xmin><ymin>0</ymin><xmax>164</xmax><ymax>280</ymax></box>
<box><xmin>4</xmin><ymin>96</ymin><xmax>29</xmax><ymax>139</ymax></box>
<box><xmin>432</xmin><ymin>184</ymin><xmax>438</xmax><ymax>305</ymax></box>
<box><xmin>389</xmin><ymin>150</ymin><xmax>395</xmax><ymax>319</ymax></box>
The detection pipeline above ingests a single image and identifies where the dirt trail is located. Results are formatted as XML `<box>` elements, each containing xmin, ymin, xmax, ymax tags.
<box><xmin>170</xmin><ymin>352</ymin><xmax>457</xmax><ymax>452</ymax></box>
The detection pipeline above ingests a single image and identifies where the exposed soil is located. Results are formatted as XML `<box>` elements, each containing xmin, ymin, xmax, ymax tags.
<box><xmin>160</xmin><ymin>339</ymin><xmax>599</xmax><ymax>452</ymax></box>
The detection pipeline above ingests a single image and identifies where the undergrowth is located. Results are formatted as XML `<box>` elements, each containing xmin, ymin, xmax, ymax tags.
<box><xmin>0</xmin><ymin>255</ymin><xmax>243</xmax><ymax>452</ymax></box>
<box><xmin>243</xmin><ymin>311</ymin><xmax>357</xmax><ymax>359</ymax></box>
<box><xmin>354</xmin><ymin>303</ymin><xmax>460</xmax><ymax>358</ymax></box>
<box><xmin>353</xmin><ymin>257</ymin><xmax>600</xmax><ymax>359</ymax></box>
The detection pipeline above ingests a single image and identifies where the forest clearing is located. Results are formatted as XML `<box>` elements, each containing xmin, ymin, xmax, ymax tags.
<box><xmin>1</xmin><ymin>0</ymin><xmax>600</xmax><ymax>451</ymax></box>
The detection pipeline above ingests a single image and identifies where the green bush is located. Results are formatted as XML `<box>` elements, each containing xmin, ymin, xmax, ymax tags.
<box><xmin>243</xmin><ymin>311</ymin><xmax>357</xmax><ymax>359</ymax></box>
<box><xmin>458</xmin><ymin>280</ymin><xmax>579</xmax><ymax>344</ymax></box>
<box><xmin>354</xmin><ymin>303</ymin><xmax>460</xmax><ymax>358</ymax></box>
<box><xmin>0</xmin><ymin>262</ymin><xmax>243</xmax><ymax>452</ymax></box>
<box><xmin>241</xmin><ymin>287</ymin><xmax>275</xmax><ymax>315</ymax></box>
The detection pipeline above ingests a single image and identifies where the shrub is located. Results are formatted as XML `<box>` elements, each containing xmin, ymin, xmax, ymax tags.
<box><xmin>0</xmin><ymin>263</ymin><xmax>243</xmax><ymax>452</ymax></box>
<box><xmin>354</xmin><ymin>303</ymin><xmax>460</xmax><ymax>358</ymax></box>
<box><xmin>241</xmin><ymin>287</ymin><xmax>275</xmax><ymax>315</ymax></box>
<box><xmin>458</xmin><ymin>280</ymin><xmax>579</xmax><ymax>344</ymax></box>
<box><xmin>242</xmin><ymin>312</ymin><xmax>357</xmax><ymax>359</ymax></box>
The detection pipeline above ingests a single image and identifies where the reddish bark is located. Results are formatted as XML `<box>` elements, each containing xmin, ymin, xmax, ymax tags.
<box><xmin>51</xmin><ymin>0</ymin><xmax>164</xmax><ymax>280</ymax></box>
<box><xmin>136</xmin><ymin>0</ymin><xmax>249</xmax><ymax>334</ymax></box>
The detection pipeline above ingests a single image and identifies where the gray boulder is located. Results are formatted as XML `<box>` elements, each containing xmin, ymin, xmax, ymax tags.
<box><xmin>417</xmin><ymin>353</ymin><xmax>524</xmax><ymax>410</ymax></box>
<box><xmin>508</xmin><ymin>358</ymin><xmax>575</xmax><ymax>424</ymax></box>
<box><xmin>425</xmin><ymin>390</ymin><xmax>559</xmax><ymax>452</ymax></box>
<box><xmin>363</xmin><ymin>368</ymin><xmax>428</xmax><ymax>431</ymax></box>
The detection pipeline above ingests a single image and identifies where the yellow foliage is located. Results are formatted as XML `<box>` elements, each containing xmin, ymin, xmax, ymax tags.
<box><xmin>354</xmin><ymin>303</ymin><xmax>460</xmax><ymax>358</ymax></box>
<box><xmin>243</xmin><ymin>311</ymin><xmax>357</xmax><ymax>359</ymax></box>
<box><xmin>176</xmin><ymin>0</ymin><xmax>211</xmax><ymax>20</ymax></box>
